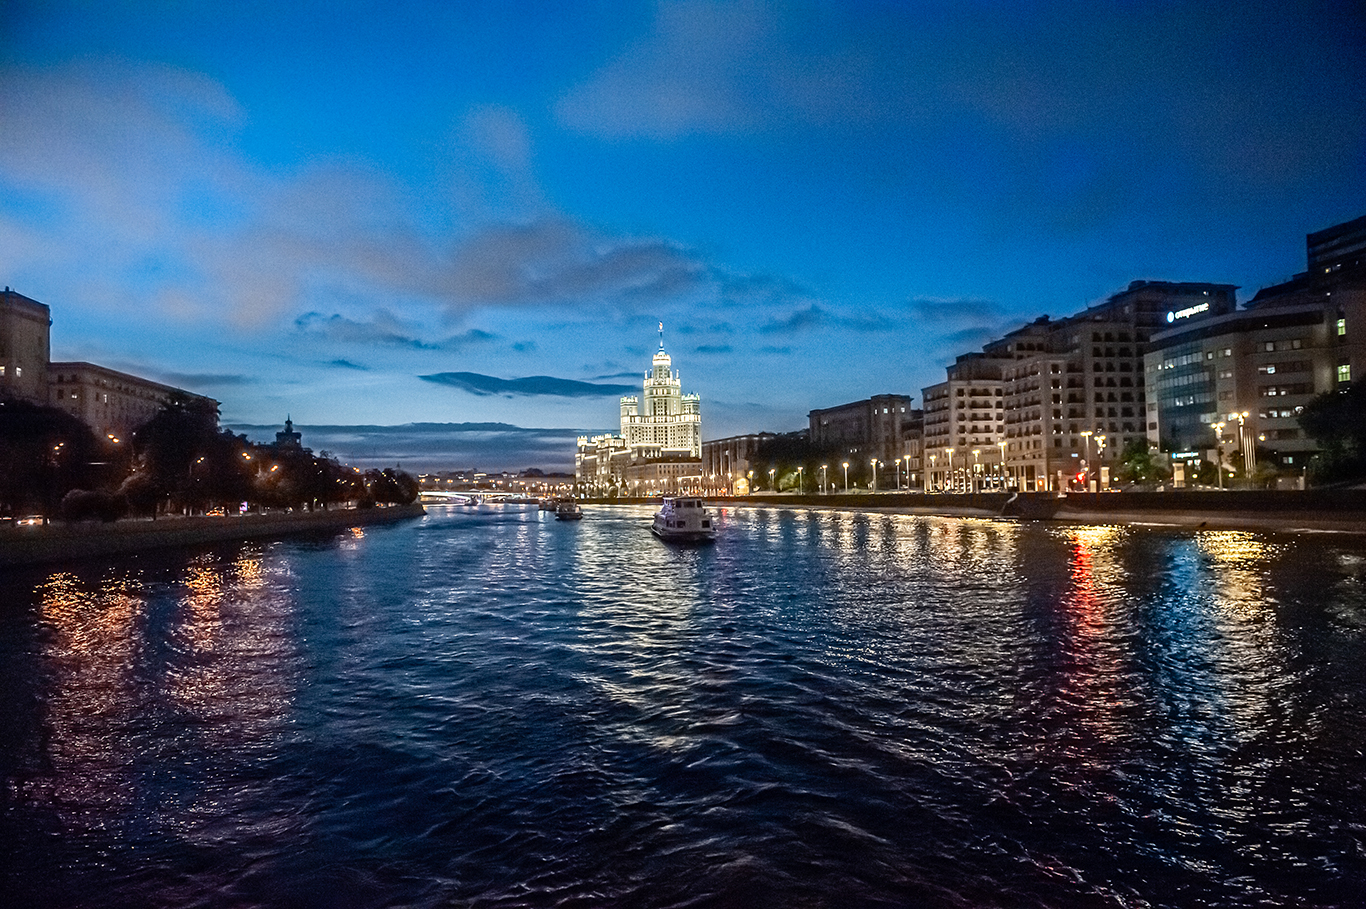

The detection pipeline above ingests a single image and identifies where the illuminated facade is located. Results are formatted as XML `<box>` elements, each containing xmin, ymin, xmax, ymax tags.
<box><xmin>575</xmin><ymin>334</ymin><xmax>703</xmax><ymax>493</ymax></box>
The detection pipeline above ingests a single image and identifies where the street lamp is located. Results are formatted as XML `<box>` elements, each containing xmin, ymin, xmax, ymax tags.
<box><xmin>971</xmin><ymin>449</ymin><xmax>981</xmax><ymax>493</ymax></box>
<box><xmin>870</xmin><ymin>458</ymin><xmax>879</xmax><ymax>492</ymax></box>
<box><xmin>842</xmin><ymin>461</ymin><xmax>849</xmax><ymax>492</ymax></box>
<box><xmin>927</xmin><ymin>453</ymin><xmax>936</xmax><ymax>492</ymax></box>
<box><xmin>821</xmin><ymin>464</ymin><xmax>828</xmax><ymax>494</ymax></box>
<box><xmin>797</xmin><ymin>464</ymin><xmax>804</xmax><ymax>494</ymax></box>
<box><xmin>945</xmin><ymin>447</ymin><xmax>955</xmax><ymax>492</ymax></box>
<box><xmin>1212</xmin><ymin>421</ymin><xmax>1227</xmax><ymax>489</ymax></box>
<box><xmin>1236</xmin><ymin>411</ymin><xmax>1254</xmax><ymax>476</ymax></box>
<box><xmin>895</xmin><ymin>457</ymin><xmax>902</xmax><ymax>490</ymax></box>
<box><xmin>998</xmin><ymin>440</ymin><xmax>1007</xmax><ymax>490</ymax></box>
<box><xmin>1080</xmin><ymin>430</ymin><xmax>1093</xmax><ymax>491</ymax></box>
<box><xmin>1095</xmin><ymin>435</ymin><xmax>1107</xmax><ymax>489</ymax></box>
<box><xmin>769</xmin><ymin>467</ymin><xmax>776</xmax><ymax>491</ymax></box>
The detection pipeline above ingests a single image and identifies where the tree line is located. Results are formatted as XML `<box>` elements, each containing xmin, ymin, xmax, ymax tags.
<box><xmin>0</xmin><ymin>395</ymin><xmax>417</xmax><ymax>523</ymax></box>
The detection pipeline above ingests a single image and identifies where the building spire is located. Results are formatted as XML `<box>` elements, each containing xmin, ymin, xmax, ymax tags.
<box><xmin>658</xmin><ymin>321</ymin><xmax>664</xmax><ymax>350</ymax></box>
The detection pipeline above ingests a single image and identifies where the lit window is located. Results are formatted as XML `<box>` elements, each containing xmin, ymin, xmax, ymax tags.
<box><xmin>1339</xmin><ymin>364</ymin><xmax>1352</xmax><ymax>383</ymax></box>
<box><xmin>1338</xmin><ymin>318</ymin><xmax>1348</xmax><ymax>336</ymax></box>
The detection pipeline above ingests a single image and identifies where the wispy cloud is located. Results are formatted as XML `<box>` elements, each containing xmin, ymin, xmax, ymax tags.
<box><xmin>294</xmin><ymin>310</ymin><xmax>498</xmax><ymax>350</ymax></box>
<box><xmin>694</xmin><ymin>344</ymin><xmax>733</xmax><ymax>354</ymax></box>
<box><xmin>419</xmin><ymin>372</ymin><xmax>637</xmax><ymax>398</ymax></box>
<box><xmin>151</xmin><ymin>370</ymin><xmax>254</xmax><ymax>388</ymax></box>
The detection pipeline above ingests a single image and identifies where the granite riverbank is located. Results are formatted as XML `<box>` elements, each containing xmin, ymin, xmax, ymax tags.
<box><xmin>0</xmin><ymin>502</ymin><xmax>426</xmax><ymax>568</ymax></box>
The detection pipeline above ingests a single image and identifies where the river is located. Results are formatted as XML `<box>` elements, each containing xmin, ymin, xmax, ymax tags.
<box><xmin>2</xmin><ymin>503</ymin><xmax>1364</xmax><ymax>907</ymax></box>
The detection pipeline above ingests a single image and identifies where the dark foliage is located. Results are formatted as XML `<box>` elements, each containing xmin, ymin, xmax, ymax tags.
<box><xmin>1299</xmin><ymin>380</ymin><xmax>1366</xmax><ymax>482</ymax></box>
<box><xmin>0</xmin><ymin>398</ymin><xmax>104</xmax><ymax>518</ymax></box>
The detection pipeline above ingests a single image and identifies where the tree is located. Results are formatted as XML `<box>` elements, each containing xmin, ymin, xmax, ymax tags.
<box><xmin>0</xmin><ymin>399</ymin><xmax>102</xmax><ymax>520</ymax></box>
<box><xmin>1299</xmin><ymin>381</ymin><xmax>1366</xmax><ymax>483</ymax></box>
<box><xmin>1114</xmin><ymin>439</ymin><xmax>1170</xmax><ymax>486</ymax></box>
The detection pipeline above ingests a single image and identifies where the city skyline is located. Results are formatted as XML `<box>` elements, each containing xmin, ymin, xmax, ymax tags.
<box><xmin>3</xmin><ymin>1</ymin><xmax>1363</xmax><ymax>469</ymax></box>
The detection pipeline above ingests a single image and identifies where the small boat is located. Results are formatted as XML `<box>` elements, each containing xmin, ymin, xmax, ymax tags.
<box><xmin>651</xmin><ymin>496</ymin><xmax>716</xmax><ymax>541</ymax></box>
<box><xmin>555</xmin><ymin>500</ymin><xmax>584</xmax><ymax>521</ymax></box>
<box><xmin>539</xmin><ymin>497</ymin><xmax>558</xmax><ymax>511</ymax></box>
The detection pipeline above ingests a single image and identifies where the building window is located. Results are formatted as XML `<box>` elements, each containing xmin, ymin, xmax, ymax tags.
<box><xmin>1339</xmin><ymin>364</ymin><xmax>1352</xmax><ymax>383</ymax></box>
<box><xmin>1338</xmin><ymin>318</ymin><xmax>1347</xmax><ymax>337</ymax></box>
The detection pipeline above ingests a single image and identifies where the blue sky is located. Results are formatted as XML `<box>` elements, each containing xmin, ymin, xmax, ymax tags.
<box><xmin>2</xmin><ymin>0</ymin><xmax>1363</xmax><ymax>470</ymax></box>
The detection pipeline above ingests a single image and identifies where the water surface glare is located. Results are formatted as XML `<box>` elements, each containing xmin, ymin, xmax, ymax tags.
<box><xmin>2</xmin><ymin>504</ymin><xmax>1365</xmax><ymax>907</ymax></box>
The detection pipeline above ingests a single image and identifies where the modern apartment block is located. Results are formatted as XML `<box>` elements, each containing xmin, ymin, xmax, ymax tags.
<box><xmin>1145</xmin><ymin>216</ymin><xmax>1366</xmax><ymax>474</ymax></box>
<box><xmin>924</xmin><ymin>281</ymin><xmax>1237</xmax><ymax>491</ymax></box>
<box><xmin>921</xmin><ymin>353</ymin><xmax>1006</xmax><ymax>491</ymax></box>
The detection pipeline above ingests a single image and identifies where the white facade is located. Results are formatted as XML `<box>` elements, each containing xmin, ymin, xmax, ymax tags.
<box><xmin>620</xmin><ymin>344</ymin><xmax>702</xmax><ymax>456</ymax></box>
<box><xmin>575</xmin><ymin>336</ymin><xmax>703</xmax><ymax>492</ymax></box>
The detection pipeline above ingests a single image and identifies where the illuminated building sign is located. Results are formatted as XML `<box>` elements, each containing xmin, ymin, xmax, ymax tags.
<box><xmin>1166</xmin><ymin>302</ymin><xmax>1209</xmax><ymax>323</ymax></box>
<box><xmin>1170</xmin><ymin>450</ymin><xmax>1202</xmax><ymax>460</ymax></box>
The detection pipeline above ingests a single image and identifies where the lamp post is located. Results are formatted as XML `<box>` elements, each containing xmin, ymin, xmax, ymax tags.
<box><xmin>998</xmin><ymin>440</ymin><xmax>1007</xmax><ymax>490</ymax></box>
<box><xmin>797</xmin><ymin>464</ymin><xmax>804</xmax><ymax>495</ymax></box>
<box><xmin>1080</xmin><ymin>430</ymin><xmax>1093</xmax><ymax>491</ymax></box>
<box><xmin>870</xmin><ymin>458</ymin><xmax>879</xmax><ymax>492</ymax></box>
<box><xmin>945</xmin><ymin>447</ymin><xmax>955</xmax><ymax>492</ymax></box>
<box><xmin>927</xmin><ymin>453</ymin><xmax>936</xmax><ymax>492</ymax></box>
<box><xmin>1212</xmin><ymin>421</ymin><xmax>1226</xmax><ymax>489</ymax></box>
<box><xmin>769</xmin><ymin>467</ymin><xmax>776</xmax><ymax>491</ymax></box>
<box><xmin>821</xmin><ymin>464</ymin><xmax>828</xmax><ymax>494</ymax></box>
<box><xmin>895</xmin><ymin>457</ymin><xmax>902</xmax><ymax>490</ymax></box>
<box><xmin>1095</xmin><ymin>435</ymin><xmax>1107</xmax><ymax>489</ymax></box>
<box><xmin>971</xmin><ymin>449</ymin><xmax>981</xmax><ymax>493</ymax></box>
<box><xmin>1237</xmin><ymin>411</ymin><xmax>1253</xmax><ymax>477</ymax></box>
<box><xmin>842</xmin><ymin>461</ymin><xmax>849</xmax><ymax>492</ymax></box>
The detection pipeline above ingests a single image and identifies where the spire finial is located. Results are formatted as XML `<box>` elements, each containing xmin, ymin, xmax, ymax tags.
<box><xmin>658</xmin><ymin>321</ymin><xmax>664</xmax><ymax>350</ymax></box>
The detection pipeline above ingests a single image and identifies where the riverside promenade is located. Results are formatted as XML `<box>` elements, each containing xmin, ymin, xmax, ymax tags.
<box><xmin>594</xmin><ymin>489</ymin><xmax>1366</xmax><ymax>535</ymax></box>
<box><xmin>0</xmin><ymin>502</ymin><xmax>426</xmax><ymax>568</ymax></box>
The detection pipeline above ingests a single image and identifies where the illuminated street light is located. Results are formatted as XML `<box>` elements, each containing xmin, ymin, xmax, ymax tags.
<box><xmin>1212</xmin><ymin>421</ymin><xmax>1227</xmax><ymax>490</ymax></box>
<box><xmin>870</xmin><ymin>458</ymin><xmax>878</xmax><ymax>492</ymax></box>
<box><xmin>821</xmin><ymin>464</ymin><xmax>828</xmax><ymax>494</ymax></box>
<box><xmin>945</xmin><ymin>448</ymin><xmax>955</xmax><ymax>492</ymax></box>
<box><xmin>971</xmin><ymin>449</ymin><xmax>980</xmax><ymax>493</ymax></box>
<box><xmin>797</xmin><ymin>464</ymin><xmax>804</xmax><ymax>494</ymax></box>
<box><xmin>842</xmin><ymin>461</ymin><xmax>849</xmax><ymax>492</ymax></box>
<box><xmin>998</xmin><ymin>440</ymin><xmax>1007</xmax><ymax>489</ymax></box>
<box><xmin>769</xmin><ymin>467</ymin><xmax>775</xmax><ymax>491</ymax></box>
<box><xmin>927</xmin><ymin>453</ymin><xmax>936</xmax><ymax>493</ymax></box>
<box><xmin>895</xmin><ymin>457</ymin><xmax>902</xmax><ymax>490</ymax></box>
<box><xmin>1080</xmin><ymin>430</ymin><xmax>1093</xmax><ymax>491</ymax></box>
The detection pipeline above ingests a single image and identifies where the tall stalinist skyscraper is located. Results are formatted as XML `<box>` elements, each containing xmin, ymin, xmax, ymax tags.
<box><xmin>574</xmin><ymin>325</ymin><xmax>704</xmax><ymax>493</ymax></box>
<box><xmin>618</xmin><ymin>327</ymin><xmax>702</xmax><ymax>456</ymax></box>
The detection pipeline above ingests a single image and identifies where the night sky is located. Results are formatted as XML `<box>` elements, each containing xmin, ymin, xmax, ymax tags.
<box><xmin>2</xmin><ymin>1</ymin><xmax>1363</xmax><ymax>470</ymax></box>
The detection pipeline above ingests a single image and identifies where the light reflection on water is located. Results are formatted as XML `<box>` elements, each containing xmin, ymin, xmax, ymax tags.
<box><xmin>1</xmin><ymin>504</ymin><xmax>1364</xmax><ymax>907</ymax></box>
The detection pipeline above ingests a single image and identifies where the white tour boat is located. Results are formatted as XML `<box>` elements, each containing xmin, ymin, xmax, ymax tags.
<box><xmin>651</xmin><ymin>497</ymin><xmax>717</xmax><ymax>541</ymax></box>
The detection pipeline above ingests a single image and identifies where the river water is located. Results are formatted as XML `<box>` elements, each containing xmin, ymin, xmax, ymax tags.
<box><xmin>1</xmin><ymin>504</ymin><xmax>1364</xmax><ymax>907</ymax></box>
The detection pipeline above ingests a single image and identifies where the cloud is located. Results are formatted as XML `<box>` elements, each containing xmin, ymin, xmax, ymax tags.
<box><xmin>905</xmin><ymin>297</ymin><xmax>1011</xmax><ymax>325</ymax></box>
<box><xmin>294</xmin><ymin>311</ymin><xmax>498</xmax><ymax>350</ymax></box>
<box><xmin>439</xmin><ymin>218</ymin><xmax>711</xmax><ymax>312</ymax></box>
<box><xmin>226</xmin><ymin>421</ymin><xmax>595</xmax><ymax>472</ymax></box>
<box><xmin>419</xmin><ymin>372</ymin><xmax>638</xmax><ymax>398</ymax></box>
<box><xmin>758</xmin><ymin>304</ymin><xmax>909</xmax><ymax>336</ymax></box>
<box><xmin>694</xmin><ymin>344</ymin><xmax>733</xmax><ymax>354</ymax></box>
<box><xmin>328</xmin><ymin>359</ymin><xmax>369</xmax><ymax>371</ymax></box>
<box><xmin>151</xmin><ymin>371</ymin><xmax>254</xmax><ymax>388</ymax></box>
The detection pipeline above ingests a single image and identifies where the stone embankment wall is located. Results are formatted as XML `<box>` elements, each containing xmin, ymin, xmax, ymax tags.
<box><xmin>0</xmin><ymin>503</ymin><xmax>426</xmax><ymax>567</ymax></box>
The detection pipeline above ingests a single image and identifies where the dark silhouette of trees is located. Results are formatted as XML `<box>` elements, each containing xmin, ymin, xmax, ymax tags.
<box><xmin>1300</xmin><ymin>380</ymin><xmax>1366</xmax><ymax>483</ymax></box>
<box><xmin>363</xmin><ymin>468</ymin><xmax>419</xmax><ymax>505</ymax></box>
<box><xmin>0</xmin><ymin>399</ymin><xmax>103</xmax><ymax>520</ymax></box>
